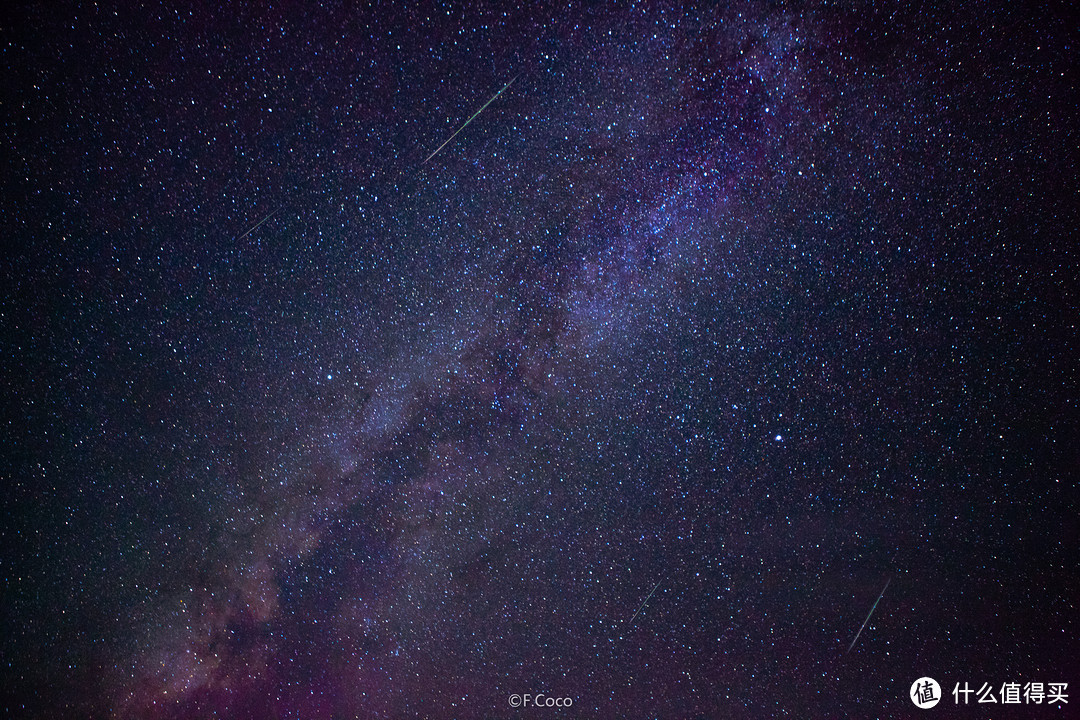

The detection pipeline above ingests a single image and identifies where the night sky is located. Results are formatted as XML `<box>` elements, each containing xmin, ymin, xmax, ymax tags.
<box><xmin>2</xmin><ymin>2</ymin><xmax>1078</xmax><ymax>718</ymax></box>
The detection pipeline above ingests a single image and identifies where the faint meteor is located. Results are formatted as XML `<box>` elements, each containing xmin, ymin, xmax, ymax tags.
<box><xmin>422</xmin><ymin>76</ymin><xmax>518</xmax><ymax>165</ymax></box>
<box><xmin>625</xmin><ymin>578</ymin><xmax>663</xmax><ymax>630</ymax></box>
<box><xmin>234</xmin><ymin>208</ymin><xmax>278</xmax><ymax>242</ymax></box>
<box><xmin>846</xmin><ymin>576</ymin><xmax>891</xmax><ymax>653</ymax></box>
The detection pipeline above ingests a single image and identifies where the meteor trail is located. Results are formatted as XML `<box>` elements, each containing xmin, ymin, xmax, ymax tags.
<box><xmin>625</xmin><ymin>578</ymin><xmax>663</xmax><ymax>629</ymax></box>
<box><xmin>846</xmin><ymin>576</ymin><xmax>891</xmax><ymax>653</ymax></box>
<box><xmin>422</xmin><ymin>76</ymin><xmax>518</xmax><ymax>165</ymax></box>
<box><xmin>234</xmin><ymin>208</ymin><xmax>278</xmax><ymax>242</ymax></box>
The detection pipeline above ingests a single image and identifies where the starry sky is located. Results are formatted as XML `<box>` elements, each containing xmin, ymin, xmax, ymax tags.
<box><xmin>2</xmin><ymin>2</ymin><xmax>1077</xmax><ymax>718</ymax></box>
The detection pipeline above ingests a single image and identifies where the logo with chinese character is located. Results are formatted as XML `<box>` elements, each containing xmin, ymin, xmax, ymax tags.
<box><xmin>911</xmin><ymin>677</ymin><xmax>941</xmax><ymax>709</ymax></box>
<box><xmin>952</xmin><ymin>681</ymin><xmax>1069</xmax><ymax>705</ymax></box>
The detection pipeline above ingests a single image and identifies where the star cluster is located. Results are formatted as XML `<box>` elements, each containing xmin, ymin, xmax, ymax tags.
<box><xmin>2</xmin><ymin>2</ymin><xmax>1077</xmax><ymax>718</ymax></box>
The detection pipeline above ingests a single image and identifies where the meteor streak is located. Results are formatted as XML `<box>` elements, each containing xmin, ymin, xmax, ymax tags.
<box><xmin>422</xmin><ymin>76</ymin><xmax>518</xmax><ymax>165</ymax></box>
<box><xmin>625</xmin><ymin>578</ymin><xmax>663</xmax><ymax>629</ymax></box>
<box><xmin>846</xmin><ymin>576</ymin><xmax>891</xmax><ymax>653</ymax></box>
<box><xmin>234</xmin><ymin>208</ymin><xmax>278</xmax><ymax>242</ymax></box>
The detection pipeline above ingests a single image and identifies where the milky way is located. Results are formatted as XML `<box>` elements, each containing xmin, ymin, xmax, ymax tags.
<box><xmin>2</xmin><ymin>2</ymin><xmax>1077</xmax><ymax>718</ymax></box>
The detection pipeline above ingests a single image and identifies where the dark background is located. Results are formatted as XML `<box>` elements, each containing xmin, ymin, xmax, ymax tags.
<box><xmin>2</xmin><ymin>1</ymin><xmax>1077</xmax><ymax>718</ymax></box>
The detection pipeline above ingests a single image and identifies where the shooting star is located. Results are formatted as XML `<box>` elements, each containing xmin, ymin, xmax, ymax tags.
<box><xmin>234</xmin><ymin>208</ymin><xmax>278</xmax><ymax>242</ymax></box>
<box><xmin>624</xmin><ymin>578</ymin><xmax>663</xmax><ymax>631</ymax></box>
<box><xmin>846</xmin><ymin>576</ymin><xmax>892</xmax><ymax>653</ymax></box>
<box><xmin>422</xmin><ymin>76</ymin><xmax>518</xmax><ymax>165</ymax></box>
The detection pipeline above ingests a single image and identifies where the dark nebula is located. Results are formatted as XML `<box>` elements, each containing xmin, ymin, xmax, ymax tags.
<box><xmin>2</xmin><ymin>2</ymin><xmax>1077</xmax><ymax>718</ymax></box>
